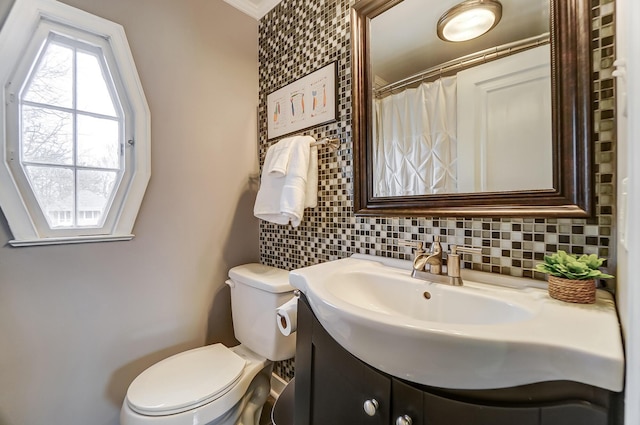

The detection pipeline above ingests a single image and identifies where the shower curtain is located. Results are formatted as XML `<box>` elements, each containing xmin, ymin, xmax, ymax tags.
<box><xmin>373</xmin><ymin>76</ymin><xmax>457</xmax><ymax>197</ymax></box>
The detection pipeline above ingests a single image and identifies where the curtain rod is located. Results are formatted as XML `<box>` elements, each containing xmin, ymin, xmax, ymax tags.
<box><xmin>375</xmin><ymin>33</ymin><xmax>550</xmax><ymax>97</ymax></box>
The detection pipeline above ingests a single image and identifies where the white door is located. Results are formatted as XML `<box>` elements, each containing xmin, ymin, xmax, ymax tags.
<box><xmin>457</xmin><ymin>45</ymin><xmax>552</xmax><ymax>193</ymax></box>
<box><xmin>616</xmin><ymin>0</ymin><xmax>640</xmax><ymax>424</ymax></box>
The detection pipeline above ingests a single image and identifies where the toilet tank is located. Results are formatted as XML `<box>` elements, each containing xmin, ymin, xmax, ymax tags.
<box><xmin>227</xmin><ymin>264</ymin><xmax>296</xmax><ymax>361</ymax></box>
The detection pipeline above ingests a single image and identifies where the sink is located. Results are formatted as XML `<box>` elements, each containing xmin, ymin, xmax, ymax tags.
<box><xmin>289</xmin><ymin>254</ymin><xmax>624</xmax><ymax>391</ymax></box>
<box><xmin>330</xmin><ymin>269</ymin><xmax>535</xmax><ymax>325</ymax></box>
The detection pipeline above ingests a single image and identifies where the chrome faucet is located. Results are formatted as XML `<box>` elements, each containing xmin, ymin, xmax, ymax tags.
<box><xmin>402</xmin><ymin>238</ymin><xmax>481</xmax><ymax>286</ymax></box>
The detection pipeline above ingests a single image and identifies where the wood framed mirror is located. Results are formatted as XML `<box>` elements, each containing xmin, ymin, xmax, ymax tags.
<box><xmin>351</xmin><ymin>0</ymin><xmax>593</xmax><ymax>217</ymax></box>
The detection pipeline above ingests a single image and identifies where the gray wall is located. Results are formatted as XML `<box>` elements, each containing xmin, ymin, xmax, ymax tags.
<box><xmin>0</xmin><ymin>1</ymin><xmax>259</xmax><ymax>424</ymax></box>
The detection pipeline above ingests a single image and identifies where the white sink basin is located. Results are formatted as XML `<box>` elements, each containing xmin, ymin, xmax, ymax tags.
<box><xmin>289</xmin><ymin>254</ymin><xmax>624</xmax><ymax>391</ymax></box>
<box><xmin>333</xmin><ymin>268</ymin><xmax>535</xmax><ymax>326</ymax></box>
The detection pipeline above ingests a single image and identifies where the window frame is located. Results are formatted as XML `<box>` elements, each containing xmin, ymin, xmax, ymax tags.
<box><xmin>0</xmin><ymin>0</ymin><xmax>150</xmax><ymax>246</ymax></box>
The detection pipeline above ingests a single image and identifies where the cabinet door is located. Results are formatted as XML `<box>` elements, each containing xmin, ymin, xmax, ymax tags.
<box><xmin>293</xmin><ymin>294</ymin><xmax>314</xmax><ymax>425</ymax></box>
<box><xmin>294</xmin><ymin>296</ymin><xmax>391</xmax><ymax>425</ymax></box>
<box><xmin>541</xmin><ymin>403</ymin><xmax>608</xmax><ymax>425</ymax></box>
<box><xmin>310</xmin><ymin>317</ymin><xmax>390</xmax><ymax>425</ymax></box>
<box><xmin>423</xmin><ymin>391</ymin><xmax>540</xmax><ymax>425</ymax></box>
<box><xmin>392</xmin><ymin>379</ymin><xmax>424</xmax><ymax>425</ymax></box>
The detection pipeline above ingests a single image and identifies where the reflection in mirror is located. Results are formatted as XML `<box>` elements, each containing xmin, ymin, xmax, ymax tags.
<box><xmin>351</xmin><ymin>0</ymin><xmax>593</xmax><ymax>217</ymax></box>
<box><xmin>370</xmin><ymin>0</ymin><xmax>552</xmax><ymax>196</ymax></box>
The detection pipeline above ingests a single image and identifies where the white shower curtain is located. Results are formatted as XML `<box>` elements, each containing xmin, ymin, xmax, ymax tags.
<box><xmin>373</xmin><ymin>76</ymin><xmax>457</xmax><ymax>197</ymax></box>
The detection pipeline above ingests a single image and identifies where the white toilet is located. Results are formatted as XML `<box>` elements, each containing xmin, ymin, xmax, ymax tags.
<box><xmin>120</xmin><ymin>264</ymin><xmax>295</xmax><ymax>425</ymax></box>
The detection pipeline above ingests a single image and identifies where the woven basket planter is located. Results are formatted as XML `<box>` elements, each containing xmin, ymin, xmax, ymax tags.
<box><xmin>547</xmin><ymin>275</ymin><xmax>596</xmax><ymax>304</ymax></box>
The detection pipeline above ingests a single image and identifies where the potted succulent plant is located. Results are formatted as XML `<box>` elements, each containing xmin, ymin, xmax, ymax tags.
<box><xmin>535</xmin><ymin>250</ymin><xmax>613</xmax><ymax>304</ymax></box>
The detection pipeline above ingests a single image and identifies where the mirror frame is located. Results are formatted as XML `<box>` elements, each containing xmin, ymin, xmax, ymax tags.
<box><xmin>351</xmin><ymin>0</ymin><xmax>593</xmax><ymax>217</ymax></box>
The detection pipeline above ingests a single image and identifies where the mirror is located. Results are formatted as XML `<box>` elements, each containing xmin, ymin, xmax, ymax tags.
<box><xmin>371</xmin><ymin>0</ymin><xmax>552</xmax><ymax>196</ymax></box>
<box><xmin>351</xmin><ymin>0</ymin><xmax>593</xmax><ymax>217</ymax></box>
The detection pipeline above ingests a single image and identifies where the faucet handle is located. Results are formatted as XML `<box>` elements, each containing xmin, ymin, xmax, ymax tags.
<box><xmin>399</xmin><ymin>240</ymin><xmax>425</xmax><ymax>255</ymax></box>
<box><xmin>447</xmin><ymin>245</ymin><xmax>482</xmax><ymax>285</ymax></box>
<box><xmin>450</xmin><ymin>245</ymin><xmax>482</xmax><ymax>255</ymax></box>
<box><xmin>430</xmin><ymin>235</ymin><xmax>442</xmax><ymax>254</ymax></box>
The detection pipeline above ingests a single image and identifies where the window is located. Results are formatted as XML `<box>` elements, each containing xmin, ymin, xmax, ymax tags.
<box><xmin>21</xmin><ymin>34</ymin><xmax>123</xmax><ymax>229</ymax></box>
<box><xmin>0</xmin><ymin>0</ymin><xmax>150</xmax><ymax>246</ymax></box>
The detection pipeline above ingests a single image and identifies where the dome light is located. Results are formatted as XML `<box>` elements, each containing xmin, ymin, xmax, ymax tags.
<box><xmin>437</xmin><ymin>0</ymin><xmax>503</xmax><ymax>42</ymax></box>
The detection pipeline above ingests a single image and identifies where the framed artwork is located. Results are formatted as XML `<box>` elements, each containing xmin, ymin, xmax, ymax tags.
<box><xmin>267</xmin><ymin>61</ymin><xmax>337</xmax><ymax>139</ymax></box>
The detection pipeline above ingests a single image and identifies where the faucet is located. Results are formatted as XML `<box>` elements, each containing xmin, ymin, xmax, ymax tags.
<box><xmin>402</xmin><ymin>238</ymin><xmax>481</xmax><ymax>286</ymax></box>
<box><xmin>414</xmin><ymin>235</ymin><xmax>443</xmax><ymax>274</ymax></box>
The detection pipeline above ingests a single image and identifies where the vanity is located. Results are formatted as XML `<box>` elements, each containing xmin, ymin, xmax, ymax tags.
<box><xmin>283</xmin><ymin>0</ymin><xmax>623</xmax><ymax>420</ymax></box>
<box><xmin>289</xmin><ymin>255</ymin><xmax>624</xmax><ymax>425</ymax></box>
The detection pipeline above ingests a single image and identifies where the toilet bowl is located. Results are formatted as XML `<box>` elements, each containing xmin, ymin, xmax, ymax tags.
<box><xmin>120</xmin><ymin>264</ymin><xmax>295</xmax><ymax>425</ymax></box>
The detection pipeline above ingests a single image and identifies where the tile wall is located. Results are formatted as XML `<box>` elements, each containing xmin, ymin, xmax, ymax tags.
<box><xmin>258</xmin><ymin>0</ymin><xmax>616</xmax><ymax>380</ymax></box>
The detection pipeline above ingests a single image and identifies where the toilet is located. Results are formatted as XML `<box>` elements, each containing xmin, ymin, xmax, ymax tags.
<box><xmin>120</xmin><ymin>264</ymin><xmax>295</xmax><ymax>425</ymax></box>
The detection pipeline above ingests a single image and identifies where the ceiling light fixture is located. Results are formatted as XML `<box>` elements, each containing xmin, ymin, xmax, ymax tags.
<box><xmin>437</xmin><ymin>0</ymin><xmax>503</xmax><ymax>42</ymax></box>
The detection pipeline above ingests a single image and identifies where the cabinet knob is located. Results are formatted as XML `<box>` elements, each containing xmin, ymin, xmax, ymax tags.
<box><xmin>363</xmin><ymin>399</ymin><xmax>379</xmax><ymax>416</ymax></box>
<box><xmin>396</xmin><ymin>414</ymin><xmax>413</xmax><ymax>425</ymax></box>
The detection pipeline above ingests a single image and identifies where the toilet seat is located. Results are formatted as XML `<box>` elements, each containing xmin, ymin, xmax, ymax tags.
<box><xmin>126</xmin><ymin>344</ymin><xmax>246</xmax><ymax>416</ymax></box>
<box><xmin>121</xmin><ymin>345</ymin><xmax>271</xmax><ymax>425</ymax></box>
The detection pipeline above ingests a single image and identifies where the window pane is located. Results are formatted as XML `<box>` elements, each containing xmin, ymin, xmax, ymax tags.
<box><xmin>77</xmin><ymin>115</ymin><xmax>120</xmax><ymax>169</ymax></box>
<box><xmin>21</xmin><ymin>105</ymin><xmax>73</xmax><ymax>165</ymax></box>
<box><xmin>25</xmin><ymin>166</ymin><xmax>74</xmax><ymax>228</ymax></box>
<box><xmin>77</xmin><ymin>51</ymin><xmax>117</xmax><ymax>117</ymax></box>
<box><xmin>22</xmin><ymin>42</ymin><xmax>73</xmax><ymax>108</ymax></box>
<box><xmin>77</xmin><ymin>170</ymin><xmax>117</xmax><ymax>226</ymax></box>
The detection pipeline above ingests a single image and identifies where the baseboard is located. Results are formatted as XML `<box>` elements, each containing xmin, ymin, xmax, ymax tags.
<box><xmin>270</xmin><ymin>372</ymin><xmax>288</xmax><ymax>399</ymax></box>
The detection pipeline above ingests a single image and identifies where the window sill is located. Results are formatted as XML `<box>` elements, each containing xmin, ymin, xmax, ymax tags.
<box><xmin>9</xmin><ymin>234</ymin><xmax>135</xmax><ymax>247</ymax></box>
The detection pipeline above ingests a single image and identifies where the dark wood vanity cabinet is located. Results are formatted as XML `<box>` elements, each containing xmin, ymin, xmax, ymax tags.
<box><xmin>294</xmin><ymin>294</ymin><xmax>620</xmax><ymax>425</ymax></box>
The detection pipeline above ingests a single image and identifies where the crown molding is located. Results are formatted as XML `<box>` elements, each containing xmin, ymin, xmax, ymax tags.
<box><xmin>223</xmin><ymin>0</ymin><xmax>282</xmax><ymax>20</ymax></box>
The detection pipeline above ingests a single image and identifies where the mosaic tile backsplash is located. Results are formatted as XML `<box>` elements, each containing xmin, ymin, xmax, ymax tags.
<box><xmin>259</xmin><ymin>0</ymin><xmax>616</xmax><ymax>381</ymax></box>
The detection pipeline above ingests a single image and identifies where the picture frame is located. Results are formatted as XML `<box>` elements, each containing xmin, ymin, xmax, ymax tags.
<box><xmin>267</xmin><ymin>61</ymin><xmax>337</xmax><ymax>139</ymax></box>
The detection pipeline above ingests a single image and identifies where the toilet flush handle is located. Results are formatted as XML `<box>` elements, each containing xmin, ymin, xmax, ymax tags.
<box><xmin>225</xmin><ymin>279</ymin><xmax>235</xmax><ymax>288</ymax></box>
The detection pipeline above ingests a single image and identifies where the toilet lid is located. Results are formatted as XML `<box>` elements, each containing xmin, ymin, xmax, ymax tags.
<box><xmin>126</xmin><ymin>344</ymin><xmax>246</xmax><ymax>416</ymax></box>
